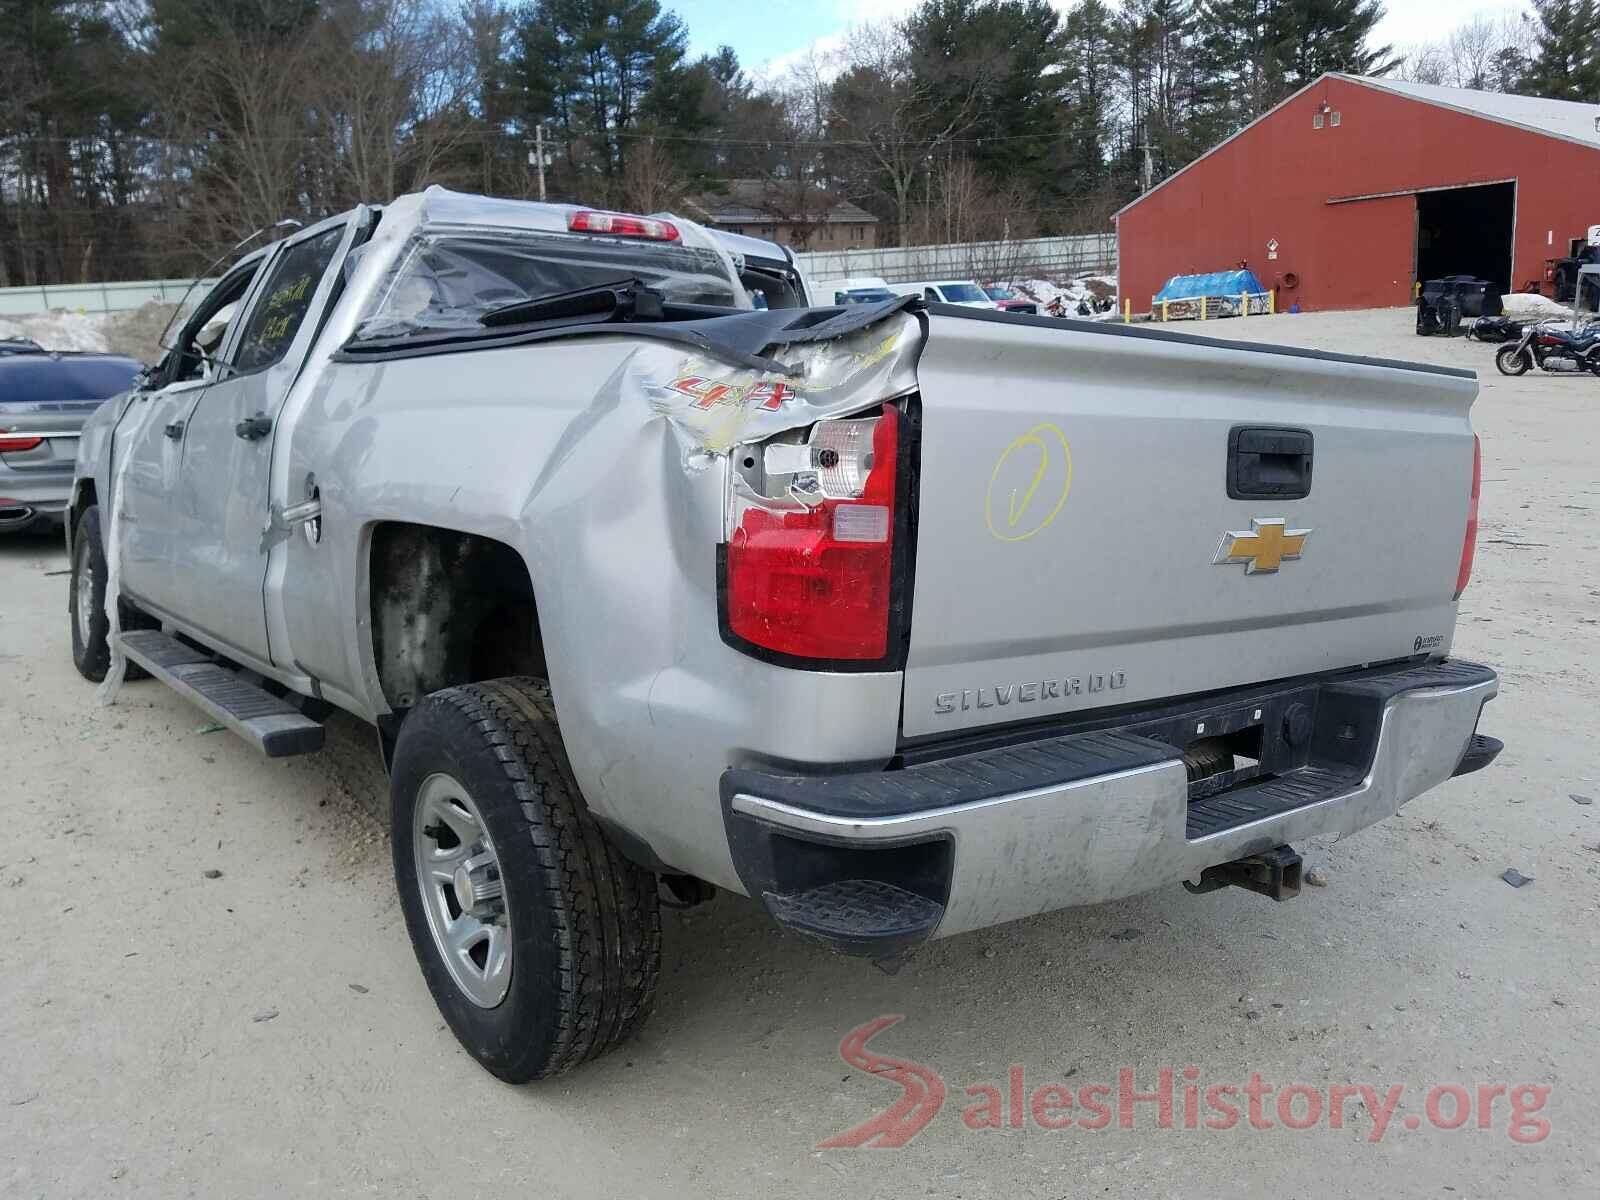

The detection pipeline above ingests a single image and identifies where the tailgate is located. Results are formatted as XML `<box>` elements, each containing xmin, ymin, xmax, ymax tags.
<box><xmin>902</xmin><ymin>312</ymin><xmax>1479</xmax><ymax>739</ymax></box>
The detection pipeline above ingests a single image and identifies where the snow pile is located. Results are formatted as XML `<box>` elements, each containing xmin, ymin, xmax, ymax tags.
<box><xmin>1500</xmin><ymin>292</ymin><xmax>1577</xmax><ymax>319</ymax></box>
<box><xmin>0</xmin><ymin>301</ymin><xmax>174</xmax><ymax>362</ymax></box>
<box><xmin>1005</xmin><ymin>274</ymin><xmax>1120</xmax><ymax>319</ymax></box>
<box><xmin>0</xmin><ymin>310</ymin><xmax>113</xmax><ymax>353</ymax></box>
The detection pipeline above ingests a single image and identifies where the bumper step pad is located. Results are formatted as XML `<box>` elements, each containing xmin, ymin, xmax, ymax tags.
<box><xmin>763</xmin><ymin>879</ymin><xmax>945</xmax><ymax>959</ymax></box>
<box><xmin>1453</xmin><ymin>733</ymin><xmax>1503</xmax><ymax>777</ymax></box>
<box><xmin>1185</xmin><ymin>766</ymin><xmax>1355</xmax><ymax>839</ymax></box>
<box><xmin>117</xmin><ymin>629</ymin><xmax>324</xmax><ymax>758</ymax></box>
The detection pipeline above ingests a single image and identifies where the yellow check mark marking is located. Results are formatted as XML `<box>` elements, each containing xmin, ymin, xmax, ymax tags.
<box><xmin>985</xmin><ymin>422</ymin><xmax>1072</xmax><ymax>543</ymax></box>
<box><xmin>1007</xmin><ymin>437</ymin><xmax>1049</xmax><ymax>528</ymax></box>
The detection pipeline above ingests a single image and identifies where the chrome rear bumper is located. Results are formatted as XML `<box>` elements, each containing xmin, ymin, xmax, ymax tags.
<box><xmin>724</xmin><ymin>661</ymin><xmax>1498</xmax><ymax>947</ymax></box>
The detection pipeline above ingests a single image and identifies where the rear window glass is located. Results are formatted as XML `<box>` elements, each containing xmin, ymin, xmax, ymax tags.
<box><xmin>0</xmin><ymin>357</ymin><xmax>142</xmax><ymax>407</ymax></box>
<box><xmin>353</xmin><ymin>227</ymin><xmax>746</xmax><ymax>340</ymax></box>
<box><xmin>937</xmin><ymin>283</ymin><xmax>987</xmax><ymax>303</ymax></box>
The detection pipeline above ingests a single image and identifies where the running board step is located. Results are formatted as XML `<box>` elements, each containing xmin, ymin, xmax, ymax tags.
<box><xmin>116</xmin><ymin>629</ymin><xmax>324</xmax><ymax>758</ymax></box>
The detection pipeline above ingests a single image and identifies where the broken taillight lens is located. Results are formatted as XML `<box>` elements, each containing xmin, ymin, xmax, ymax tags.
<box><xmin>1454</xmin><ymin>434</ymin><xmax>1480</xmax><ymax>599</ymax></box>
<box><xmin>723</xmin><ymin>405</ymin><xmax>902</xmax><ymax>662</ymax></box>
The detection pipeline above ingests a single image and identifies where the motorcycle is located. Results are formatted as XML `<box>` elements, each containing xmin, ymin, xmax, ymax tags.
<box><xmin>1466</xmin><ymin>315</ymin><xmax>1523</xmax><ymax>344</ymax></box>
<box><xmin>1494</xmin><ymin>319</ymin><xmax>1600</xmax><ymax>376</ymax></box>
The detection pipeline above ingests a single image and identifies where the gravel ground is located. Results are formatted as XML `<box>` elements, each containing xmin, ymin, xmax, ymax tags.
<box><xmin>2</xmin><ymin>307</ymin><xmax>1596</xmax><ymax>1198</ymax></box>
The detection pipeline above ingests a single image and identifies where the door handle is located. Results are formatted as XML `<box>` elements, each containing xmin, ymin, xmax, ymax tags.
<box><xmin>259</xmin><ymin>494</ymin><xmax>322</xmax><ymax>553</ymax></box>
<box><xmin>164</xmin><ymin>421</ymin><xmax>185</xmax><ymax>439</ymax></box>
<box><xmin>1227</xmin><ymin>426</ymin><xmax>1313</xmax><ymax>500</ymax></box>
<box><xmin>235</xmin><ymin>412</ymin><xmax>273</xmax><ymax>441</ymax></box>
<box><xmin>279</xmin><ymin>497</ymin><xmax>322</xmax><ymax>527</ymax></box>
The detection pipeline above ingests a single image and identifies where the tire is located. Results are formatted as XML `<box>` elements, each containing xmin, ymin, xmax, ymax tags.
<box><xmin>391</xmin><ymin>677</ymin><xmax>660</xmax><ymax>1082</ymax></box>
<box><xmin>69</xmin><ymin>505</ymin><xmax>154</xmax><ymax>682</ymax></box>
<box><xmin>1495</xmin><ymin>345</ymin><xmax>1531</xmax><ymax>376</ymax></box>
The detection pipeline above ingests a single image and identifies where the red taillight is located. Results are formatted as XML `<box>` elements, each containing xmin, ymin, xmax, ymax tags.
<box><xmin>1455</xmin><ymin>435</ymin><xmax>1480</xmax><ymax>599</ymax></box>
<box><xmin>0</xmin><ymin>435</ymin><xmax>43</xmax><ymax>453</ymax></box>
<box><xmin>724</xmin><ymin>406</ymin><xmax>901</xmax><ymax>661</ymax></box>
<box><xmin>567</xmin><ymin>209</ymin><xmax>680</xmax><ymax>241</ymax></box>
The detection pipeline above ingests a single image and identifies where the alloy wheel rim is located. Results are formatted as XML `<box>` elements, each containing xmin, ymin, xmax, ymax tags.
<box><xmin>412</xmin><ymin>773</ymin><xmax>512</xmax><ymax>1008</ymax></box>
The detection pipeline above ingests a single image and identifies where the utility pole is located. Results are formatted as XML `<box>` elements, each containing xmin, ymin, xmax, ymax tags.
<box><xmin>527</xmin><ymin>126</ymin><xmax>548</xmax><ymax>202</ymax></box>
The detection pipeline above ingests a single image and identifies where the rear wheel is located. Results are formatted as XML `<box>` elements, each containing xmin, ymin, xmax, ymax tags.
<box><xmin>1495</xmin><ymin>345</ymin><xmax>1531</xmax><ymax>376</ymax></box>
<box><xmin>69</xmin><ymin>505</ymin><xmax>154</xmax><ymax>682</ymax></box>
<box><xmin>391</xmin><ymin>677</ymin><xmax>660</xmax><ymax>1082</ymax></box>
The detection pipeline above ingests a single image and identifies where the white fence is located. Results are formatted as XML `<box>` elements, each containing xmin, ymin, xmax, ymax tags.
<box><xmin>0</xmin><ymin>233</ymin><xmax>1118</xmax><ymax>317</ymax></box>
<box><xmin>795</xmin><ymin>234</ymin><xmax>1116</xmax><ymax>287</ymax></box>
<box><xmin>0</xmin><ymin>276</ymin><xmax>205</xmax><ymax>317</ymax></box>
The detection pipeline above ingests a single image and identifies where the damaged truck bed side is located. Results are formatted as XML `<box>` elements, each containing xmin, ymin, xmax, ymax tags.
<box><xmin>68</xmin><ymin>187</ymin><xmax>1501</xmax><ymax>1082</ymax></box>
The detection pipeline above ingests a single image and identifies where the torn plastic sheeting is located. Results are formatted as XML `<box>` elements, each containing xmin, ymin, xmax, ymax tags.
<box><xmin>351</xmin><ymin>219</ymin><xmax>744</xmax><ymax>341</ymax></box>
<box><xmin>638</xmin><ymin>310</ymin><xmax>922</xmax><ymax>454</ymax></box>
<box><xmin>96</xmin><ymin>394</ymin><xmax>164</xmax><ymax>706</ymax></box>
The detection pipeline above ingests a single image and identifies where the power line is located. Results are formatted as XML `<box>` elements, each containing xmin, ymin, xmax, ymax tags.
<box><xmin>1</xmin><ymin>125</ymin><xmax>1110</xmax><ymax>149</ymax></box>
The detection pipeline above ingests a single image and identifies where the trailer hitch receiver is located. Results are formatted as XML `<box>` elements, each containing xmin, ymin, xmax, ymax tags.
<box><xmin>1184</xmin><ymin>844</ymin><xmax>1303</xmax><ymax>902</ymax></box>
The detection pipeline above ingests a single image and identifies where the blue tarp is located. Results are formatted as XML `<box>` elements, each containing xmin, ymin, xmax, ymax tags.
<box><xmin>1153</xmin><ymin>269</ymin><xmax>1268</xmax><ymax>302</ymax></box>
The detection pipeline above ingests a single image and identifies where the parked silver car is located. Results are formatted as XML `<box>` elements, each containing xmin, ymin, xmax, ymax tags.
<box><xmin>0</xmin><ymin>339</ymin><xmax>142</xmax><ymax>534</ymax></box>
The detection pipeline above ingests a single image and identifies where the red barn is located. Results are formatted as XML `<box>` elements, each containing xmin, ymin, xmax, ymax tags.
<box><xmin>1116</xmin><ymin>73</ymin><xmax>1600</xmax><ymax>313</ymax></box>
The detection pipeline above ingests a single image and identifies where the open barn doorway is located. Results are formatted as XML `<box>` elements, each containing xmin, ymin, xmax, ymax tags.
<box><xmin>1415</xmin><ymin>182</ymin><xmax>1515</xmax><ymax>292</ymax></box>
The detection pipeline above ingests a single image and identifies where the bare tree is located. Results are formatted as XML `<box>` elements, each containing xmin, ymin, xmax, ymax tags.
<box><xmin>824</xmin><ymin>22</ymin><xmax>983</xmax><ymax>247</ymax></box>
<box><xmin>619</xmin><ymin>137</ymin><xmax>686</xmax><ymax>212</ymax></box>
<box><xmin>1394</xmin><ymin>13</ymin><xmax>1532</xmax><ymax>91</ymax></box>
<box><xmin>318</xmin><ymin>0</ymin><xmax>481</xmax><ymax>203</ymax></box>
<box><xmin>916</xmin><ymin>157</ymin><xmax>1039</xmax><ymax>280</ymax></box>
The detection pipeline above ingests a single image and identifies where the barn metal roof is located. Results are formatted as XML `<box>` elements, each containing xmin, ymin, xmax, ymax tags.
<box><xmin>1344</xmin><ymin>74</ymin><xmax>1600</xmax><ymax>150</ymax></box>
<box><xmin>1116</xmin><ymin>72</ymin><xmax>1600</xmax><ymax>218</ymax></box>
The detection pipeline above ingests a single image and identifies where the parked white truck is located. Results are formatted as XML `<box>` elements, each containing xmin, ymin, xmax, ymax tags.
<box><xmin>69</xmin><ymin>188</ymin><xmax>1500</xmax><ymax>1081</ymax></box>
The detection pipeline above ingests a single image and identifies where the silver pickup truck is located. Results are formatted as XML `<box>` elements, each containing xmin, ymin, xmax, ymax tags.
<box><xmin>69</xmin><ymin>188</ymin><xmax>1501</xmax><ymax>1082</ymax></box>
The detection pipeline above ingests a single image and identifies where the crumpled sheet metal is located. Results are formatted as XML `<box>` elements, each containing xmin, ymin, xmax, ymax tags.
<box><xmin>637</xmin><ymin>309</ymin><xmax>922</xmax><ymax>454</ymax></box>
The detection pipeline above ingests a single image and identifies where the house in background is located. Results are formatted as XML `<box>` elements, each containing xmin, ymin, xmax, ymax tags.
<box><xmin>683</xmin><ymin>180</ymin><xmax>879</xmax><ymax>251</ymax></box>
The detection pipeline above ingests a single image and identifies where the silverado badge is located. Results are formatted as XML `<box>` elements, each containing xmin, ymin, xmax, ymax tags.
<box><xmin>1214</xmin><ymin>518</ymin><xmax>1311</xmax><ymax>573</ymax></box>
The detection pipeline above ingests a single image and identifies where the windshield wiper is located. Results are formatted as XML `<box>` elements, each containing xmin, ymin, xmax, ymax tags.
<box><xmin>478</xmin><ymin>278</ymin><xmax>665</xmax><ymax>328</ymax></box>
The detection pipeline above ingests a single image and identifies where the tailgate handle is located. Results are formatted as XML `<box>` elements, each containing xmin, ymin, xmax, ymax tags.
<box><xmin>1228</xmin><ymin>427</ymin><xmax>1313</xmax><ymax>500</ymax></box>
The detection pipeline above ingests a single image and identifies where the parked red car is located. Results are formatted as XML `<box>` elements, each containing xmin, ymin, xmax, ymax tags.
<box><xmin>983</xmin><ymin>285</ymin><xmax>1039</xmax><ymax>315</ymax></box>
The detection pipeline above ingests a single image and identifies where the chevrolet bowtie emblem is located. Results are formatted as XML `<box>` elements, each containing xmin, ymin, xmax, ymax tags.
<box><xmin>1214</xmin><ymin>518</ymin><xmax>1311</xmax><ymax>573</ymax></box>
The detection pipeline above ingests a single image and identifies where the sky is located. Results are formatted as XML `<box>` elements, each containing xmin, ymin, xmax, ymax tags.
<box><xmin>669</xmin><ymin>0</ymin><xmax>1533</xmax><ymax>81</ymax></box>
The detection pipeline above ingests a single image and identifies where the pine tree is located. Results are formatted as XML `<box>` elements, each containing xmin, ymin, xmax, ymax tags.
<box><xmin>1274</xmin><ymin>0</ymin><xmax>1396</xmax><ymax>83</ymax></box>
<box><xmin>901</xmin><ymin>0</ymin><xmax>1069</xmax><ymax>202</ymax></box>
<box><xmin>505</xmin><ymin>0</ymin><xmax>689</xmax><ymax>202</ymax></box>
<box><xmin>1519</xmin><ymin>0</ymin><xmax>1600</xmax><ymax>100</ymax></box>
<box><xmin>1060</xmin><ymin>0</ymin><xmax>1118</xmax><ymax>189</ymax></box>
<box><xmin>1109</xmin><ymin>0</ymin><xmax>1210</xmax><ymax>196</ymax></box>
<box><xmin>1192</xmin><ymin>0</ymin><xmax>1394</xmax><ymax>132</ymax></box>
<box><xmin>1193</xmin><ymin>0</ymin><xmax>1284</xmax><ymax>127</ymax></box>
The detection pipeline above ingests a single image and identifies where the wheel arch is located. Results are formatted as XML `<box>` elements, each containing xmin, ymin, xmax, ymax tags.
<box><xmin>365</xmin><ymin>521</ymin><xmax>548</xmax><ymax>720</ymax></box>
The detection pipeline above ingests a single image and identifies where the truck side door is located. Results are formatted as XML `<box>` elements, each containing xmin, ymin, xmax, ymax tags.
<box><xmin>167</xmin><ymin>214</ymin><xmax>358</xmax><ymax>664</ymax></box>
<box><xmin>115</xmin><ymin>258</ymin><xmax>270</xmax><ymax>623</ymax></box>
